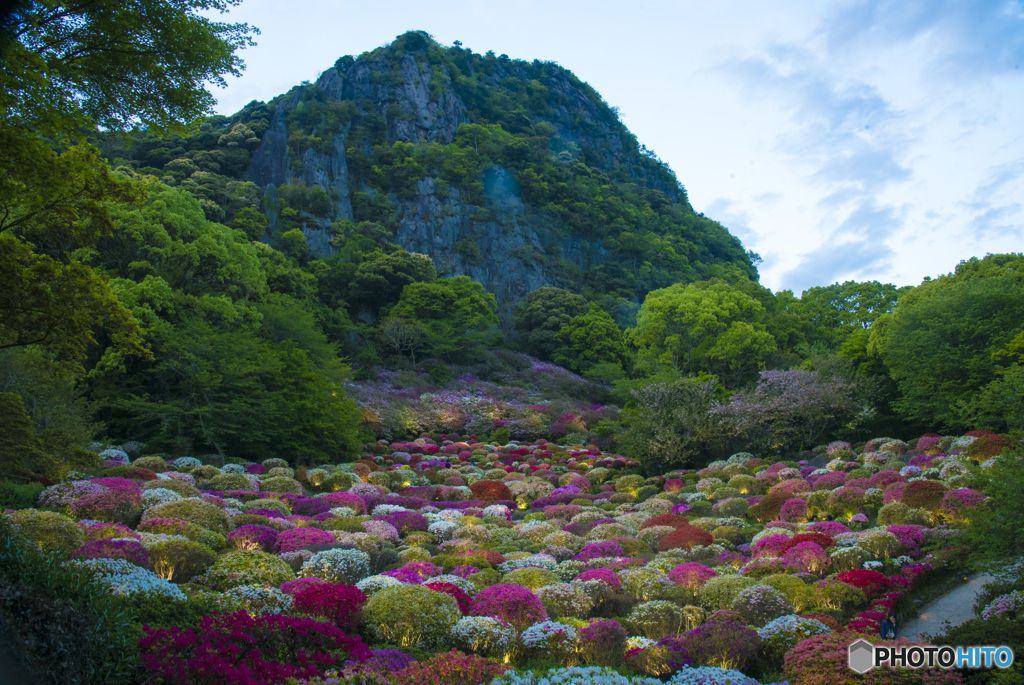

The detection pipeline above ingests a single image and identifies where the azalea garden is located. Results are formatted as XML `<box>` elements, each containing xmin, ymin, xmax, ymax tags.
<box><xmin>4</xmin><ymin>413</ymin><xmax>1021</xmax><ymax>685</ymax></box>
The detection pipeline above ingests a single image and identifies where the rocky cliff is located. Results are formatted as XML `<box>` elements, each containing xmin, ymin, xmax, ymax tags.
<box><xmin>239</xmin><ymin>31</ymin><xmax>755</xmax><ymax>325</ymax></box>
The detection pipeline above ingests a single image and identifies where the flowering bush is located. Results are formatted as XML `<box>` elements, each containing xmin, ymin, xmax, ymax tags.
<box><xmin>276</xmin><ymin>527</ymin><xmax>338</xmax><ymax>554</ymax></box>
<box><xmin>698</xmin><ymin>575</ymin><xmax>758</xmax><ymax>611</ymax></box>
<box><xmin>980</xmin><ymin>590</ymin><xmax>1024</xmax><ymax>620</ymax></box>
<box><xmin>756</xmin><ymin>614</ymin><xmax>829</xmax><ymax>666</ymax></box>
<box><xmin>668</xmin><ymin>562</ymin><xmax>718</xmax><ymax>588</ymax></box>
<box><xmin>470</xmin><ymin>584</ymin><xmax>547</xmax><ymax>631</ymax></box>
<box><xmin>139</xmin><ymin>611</ymin><xmax>370</xmax><ymax>685</ymax></box>
<box><xmin>363</xmin><ymin>585</ymin><xmax>461</xmax><ymax>648</ymax></box>
<box><xmin>577</xmin><ymin>620</ymin><xmax>627</xmax><ymax>667</ymax></box>
<box><xmin>299</xmin><ymin>549</ymin><xmax>371</xmax><ymax>585</ymax></box>
<box><xmin>783</xmin><ymin>633</ymin><xmax>963</xmax><ymax>685</ymax></box>
<box><xmin>393</xmin><ymin>650</ymin><xmax>509</xmax><ymax>685</ymax></box>
<box><xmin>292</xmin><ymin>583</ymin><xmax>367</xmax><ymax>628</ymax></box>
<box><xmin>574</xmin><ymin>567</ymin><xmax>621</xmax><ymax>591</ymax></box>
<box><xmin>837</xmin><ymin>569</ymin><xmax>889</xmax><ymax>597</ymax></box>
<box><xmin>450</xmin><ymin>616</ymin><xmax>516</xmax><ymax>659</ymax></box>
<box><xmin>70</xmin><ymin>538</ymin><xmax>150</xmax><ymax>569</ymax></box>
<box><xmin>534</xmin><ymin>582</ymin><xmax>590</xmax><ymax>618</ymax></box>
<box><xmin>228</xmin><ymin>524</ymin><xmax>278</xmax><ymax>552</ymax></box>
<box><xmin>669</xmin><ymin>620</ymin><xmax>761</xmax><ymax>670</ymax></box>
<box><xmin>424</xmin><ymin>581</ymin><xmax>473</xmax><ymax>614</ymax></box>
<box><xmin>730</xmin><ymin>584</ymin><xmax>791</xmax><ymax>627</ymax></box>
<box><xmin>225</xmin><ymin>584</ymin><xmax>295</xmax><ymax>616</ymax></box>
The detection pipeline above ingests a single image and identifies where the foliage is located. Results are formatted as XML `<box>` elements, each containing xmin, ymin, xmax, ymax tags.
<box><xmin>139</xmin><ymin>611</ymin><xmax>371</xmax><ymax>685</ymax></box>
<box><xmin>514</xmin><ymin>288</ymin><xmax>588</xmax><ymax>362</ymax></box>
<box><xmin>393</xmin><ymin>650</ymin><xmax>509</xmax><ymax>685</ymax></box>
<box><xmin>362</xmin><ymin>584</ymin><xmax>462</xmax><ymax>648</ymax></box>
<box><xmin>620</xmin><ymin>376</ymin><xmax>722</xmax><ymax>471</ymax></box>
<box><xmin>871</xmin><ymin>254</ymin><xmax>1024</xmax><ymax>431</ymax></box>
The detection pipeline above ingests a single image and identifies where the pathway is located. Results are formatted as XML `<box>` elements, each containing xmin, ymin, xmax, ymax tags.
<box><xmin>900</xmin><ymin>573</ymin><xmax>998</xmax><ymax>641</ymax></box>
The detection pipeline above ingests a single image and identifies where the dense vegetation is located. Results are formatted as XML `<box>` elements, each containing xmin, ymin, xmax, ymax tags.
<box><xmin>4</xmin><ymin>5</ymin><xmax>1024</xmax><ymax>685</ymax></box>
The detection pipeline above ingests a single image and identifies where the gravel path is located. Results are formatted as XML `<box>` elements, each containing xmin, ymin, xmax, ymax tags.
<box><xmin>900</xmin><ymin>573</ymin><xmax>998</xmax><ymax>641</ymax></box>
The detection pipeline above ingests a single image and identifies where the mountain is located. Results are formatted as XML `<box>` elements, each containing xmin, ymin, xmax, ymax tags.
<box><xmin>109</xmin><ymin>30</ymin><xmax>757</xmax><ymax>328</ymax></box>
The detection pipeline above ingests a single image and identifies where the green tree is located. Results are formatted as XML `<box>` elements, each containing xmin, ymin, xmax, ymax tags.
<box><xmin>0</xmin><ymin>0</ymin><xmax>258</xmax><ymax>367</ymax></box>
<box><xmin>0</xmin><ymin>392</ymin><xmax>50</xmax><ymax>477</ymax></box>
<box><xmin>513</xmin><ymin>287</ymin><xmax>587</xmax><ymax>361</ymax></box>
<box><xmin>628</xmin><ymin>279</ymin><xmax>777</xmax><ymax>386</ymax></box>
<box><xmin>390</xmin><ymin>276</ymin><xmax>500</xmax><ymax>363</ymax></box>
<box><xmin>870</xmin><ymin>255</ymin><xmax>1024</xmax><ymax>430</ymax></box>
<box><xmin>228</xmin><ymin>206</ymin><xmax>268</xmax><ymax>241</ymax></box>
<box><xmin>349</xmin><ymin>249</ymin><xmax>436</xmax><ymax>321</ymax></box>
<box><xmin>275</xmin><ymin>228</ymin><xmax>308</xmax><ymax>263</ymax></box>
<box><xmin>798</xmin><ymin>280</ymin><xmax>908</xmax><ymax>347</ymax></box>
<box><xmin>552</xmin><ymin>307</ymin><xmax>628</xmax><ymax>374</ymax></box>
<box><xmin>620</xmin><ymin>376</ymin><xmax>724</xmax><ymax>472</ymax></box>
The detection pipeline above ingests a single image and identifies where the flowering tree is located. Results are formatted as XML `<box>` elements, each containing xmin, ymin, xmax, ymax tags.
<box><xmin>714</xmin><ymin>369</ymin><xmax>870</xmax><ymax>451</ymax></box>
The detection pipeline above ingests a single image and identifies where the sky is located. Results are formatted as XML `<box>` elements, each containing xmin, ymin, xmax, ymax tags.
<box><xmin>205</xmin><ymin>0</ymin><xmax>1024</xmax><ymax>294</ymax></box>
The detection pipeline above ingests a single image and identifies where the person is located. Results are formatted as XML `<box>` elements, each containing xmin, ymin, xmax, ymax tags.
<box><xmin>880</xmin><ymin>615</ymin><xmax>892</xmax><ymax>640</ymax></box>
<box><xmin>889</xmin><ymin>613</ymin><xmax>898</xmax><ymax>639</ymax></box>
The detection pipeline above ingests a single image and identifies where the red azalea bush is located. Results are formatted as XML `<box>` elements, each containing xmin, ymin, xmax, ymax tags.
<box><xmin>470</xmin><ymin>584</ymin><xmax>547</xmax><ymax>631</ymax></box>
<box><xmin>139</xmin><ymin>611</ymin><xmax>371</xmax><ymax>685</ymax></box>
<box><xmin>124</xmin><ymin>467</ymin><xmax>159</xmax><ymax>481</ymax></box>
<box><xmin>837</xmin><ymin>569</ymin><xmax>889</xmax><ymax>597</ymax></box>
<box><xmin>469</xmin><ymin>480</ymin><xmax>513</xmax><ymax>502</ymax></box>
<box><xmin>392</xmin><ymin>650</ymin><xmax>509</xmax><ymax>685</ymax></box>
<box><xmin>657</xmin><ymin>525</ymin><xmax>714</xmax><ymax>552</ymax></box>
<box><xmin>902</xmin><ymin>480</ymin><xmax>947</xmax><ymax>512</ymax></box>
<box><xmin>292</xmin><ymin>583</ymin><xmax>367</xmax><ymax>629</ymax></box>
<box><xmin>424</xmin><ymin>582</ymin><xmax>473</xmax><ymax>614</ymax></box>
<box><xmin>750</xmin><ymin>492</ymin><xmax>789</xmax><ymax>522</ymax></box>
<box><xmin>780</xmin><ymin>532</ymin><xmax>835</xmax><ymax>552</ymax></box>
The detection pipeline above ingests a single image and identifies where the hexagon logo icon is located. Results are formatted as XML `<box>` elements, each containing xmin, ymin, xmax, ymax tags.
<box><xmin>849</xmin><ymin>639</ymin><xmax>875</xmax><ymax>674</ymax></box>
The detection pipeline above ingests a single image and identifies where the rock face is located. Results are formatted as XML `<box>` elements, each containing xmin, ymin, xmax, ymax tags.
<box><xmin>244</xmin><ymin>33</ymin><xmax>750</xmax><ymax>324</ymax></box>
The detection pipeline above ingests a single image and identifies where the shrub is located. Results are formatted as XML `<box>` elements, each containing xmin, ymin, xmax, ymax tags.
<box><xmin>628</xmin><ymin>600</ymin><xmax>685</xmax><ymax>639</ymax></box>
<box><xmin>0</xmin><ymin>519</ymin><xmax>139</xmax><ymax>684</ymax></box>
<box><xmin>578</xmin><ymin>620</ymin><xmax>628</xmax><ymax>667</ymax></box>
<box><xmin>393</xmin><ymin>650</ymin><xmax>509</xmax><ymax>685</ymax></box>
<box><xmin>450</xmin><ymin>616</ymin><xmax>516</xmax><ymax>659</ymax></box>
<box><xmin>902</xmin><ymin>479</ymin><xmax>947</xmax><ymax>512</ymax></box>
<box><xmin>300</xmin><ymin>549</ymin><xmax>371</xmax><ymax>585</ymax></box>
<box><xmin>812</xmin><ymin>576</ymin><xmax>867</xmax><ymax>612</ymax></box>
<box><xmin>142</xmin><ymin>478</ymin><xmax>201</xmax><ymax>498</ymax></box>
<box><xmin>729</xmin><ymin>584</ymin><xmax>791</xmax><ymax>627</ymax></box>
<box><xmin>783</xmin><ymin>633</ymin><xmax>962</xmax><ymax>685</ymax></box>
<box><xmin>756</xmin><ymin>614</ymin><xmax>830</xmax><ymax>667</ymax></box>
<box><xmin>261</xmin><ymin>476</ymin><xmax>304</xmax><ymax>495</ymax></box>
<box><xmin>469</xmin><ymin>480</ymin><xmax>513</xmax><ymax>502</ymax></box>
<box><xmin>0</xmin><ymin>480</ymin><xmax>44</xmax><ymax>510</ymax></box>
<box><xmin>209</xmin><ymin>473</ymin><xmax>255</xmax><ymax>491</ymax></box>
<box><xmin>139</xmin><ymin>611</ymin><xmax>371</xmax><ymax>685</ymax></box>
<box><xmin>362</xmin><ymin>585</ymin><xmax>461</xmax><ymax>648</ymax></box>
<box><xmin>470</xmin><ymin>584</ymin><xmax>547</xmax><ymax>631</ymax></box>
<box><xmin>225</xmin><ymin>584</ymin><xmax>295</xmax><ymax>617</ymax></box>
<box><xmin>837</xmin><ymin>569</ymin><xmax>889</xmax><ymax>597</ymax></box>
<box><xmin>520</xmin><ymin>620</ymin><xmax>578</xmax><ymax>665</ymax></box>
<box><xmin>697</xmin><ymin>575</ymin><xmax>758</xmax><ymax>611</ymax></box>
<box><xmin>197</xmin><ymin>550</ymin><xmax>296</xmax><ymax>591</ymax></box>
<box><xmin>668</xmin><ymin>619</ymin><xmax>761</xmax><ymax>670</ymax></box>
<box><xmin>149</xmin><ymin>539</ymin><xmax>218</xmax><ymax>582</ymax></box>
<box><xmin>142</xmin><ymin>499</ymin><xmax>230</xmax><ymax>535</ymax></box>
<box><xmin>8</xmin><ymin>509</ymin><xmax>86</xmax><ymax>557</ymax></box>
<box><xmin>70</xmin><ymin>538</ymin><xmax>150</xmax><ymax>569</ymax></box>
<box><xmin>502</xmin><ymin>566</ymin><xmax>559</xmax><ymax>590</ymax></box>
<box><xmin>228</xmin><ymin>524</ymin><xmax>279</xmax><ymax>552</ymax></box>
<box><xmin>620</xmin><ymin>567</ymin><xmax>672</xmax><ymax>601</ymax></box>
<box><xmin>424</xmin><ymin>581</ymin><xmax>473</xmax><ymax>615</ymax></box>
<box><xmin>658</xmin><ymin>525</ymin><xmax>714</xmax><ymax>552</ymax></box>
<box><xmin>276</xmin><ymin>527</ymin><xmax>338</xmax><ymax>553</ymax></box>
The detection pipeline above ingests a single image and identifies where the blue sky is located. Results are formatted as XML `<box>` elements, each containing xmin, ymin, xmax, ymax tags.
<box><xmin>206</xmin><ymin>0</ymin><xmax>1024</xmax><ymax>294</ymax></box>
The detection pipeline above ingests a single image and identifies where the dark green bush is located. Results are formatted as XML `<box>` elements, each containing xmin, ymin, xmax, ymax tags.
<box><xmin>930</xmin><ymin>615</ymin><xmax>1024</xmax><ymax>684</ymax></box>
<box><xmin>0</xmin><ymin>520</ymin><xmax>139</xmax><ymax>684</ymax></box>
<box><xmin>0</xmin><ymin>480</ymin><xmax>44</xmax><ymax>510</ymax></box>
